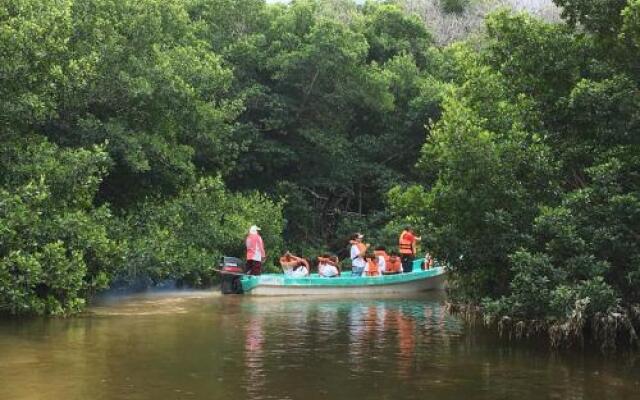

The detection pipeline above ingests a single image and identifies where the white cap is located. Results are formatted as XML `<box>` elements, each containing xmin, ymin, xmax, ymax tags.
<box><xmin>249</xmin><ymin>225</ymin><xmax>261</xmax><ymax>234</ymax></box>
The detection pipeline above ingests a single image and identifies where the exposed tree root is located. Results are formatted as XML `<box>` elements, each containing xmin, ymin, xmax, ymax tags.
<box><xmin>447</xmin><ymin>300</ymin><xmax>640</xmax><ymax>352</ymax></box>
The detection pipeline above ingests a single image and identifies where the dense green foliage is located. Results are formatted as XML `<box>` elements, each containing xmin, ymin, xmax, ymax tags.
<box><xmin>2</xmin><ymin>0</ymin><xmax>639</xmax><ymax>352</ymax></box>
<box><xmin>1</xmin><ymin>0</ymin><xmax>443</xmax><ymax>315</ymax></box>
<box><xmin>0</xmin><ymin>0</ymin><xmax>285</xmax><ymax>315</ymax></box>
<box><xmin>212</xmin><ymin>0</ymin><xmax>443</xmax><ymax>246</ymax></box>
<box><xmin>114</xmin><ymin>177</ymin><xmax>284</xmax><ymax>287</ymax></box>
<box><xmin>389</xmin><ymin>1</ymin><xmax>640</xmax><ymax>348</ymax></box>
<box><xmin>0</xmin><ymin>138</ymin><xmax>117</xmax><ymax>314</ymax></box>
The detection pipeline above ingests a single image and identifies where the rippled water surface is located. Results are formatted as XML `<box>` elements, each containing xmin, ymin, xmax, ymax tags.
<box><xmin>1</xmin><ymin>291</ymin><xmax>638</xmax><ymax>400</ymax></box>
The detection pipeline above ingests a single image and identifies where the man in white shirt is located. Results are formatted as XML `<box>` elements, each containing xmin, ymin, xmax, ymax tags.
<box><xmin>245</xmin><ymin>225</ymin><xmax>266</xmax><ymax>275</ymax></box>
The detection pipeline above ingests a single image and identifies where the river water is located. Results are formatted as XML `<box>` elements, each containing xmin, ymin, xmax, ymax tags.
<box><xmin>0</xmin><ymin>291</ymin><xmax>638</xmax><ymax>400</ymax></box>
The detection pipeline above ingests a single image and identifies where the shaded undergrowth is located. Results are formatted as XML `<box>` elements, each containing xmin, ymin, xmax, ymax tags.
<box><xmin>447</xmin><ymin>302</ymin><xmax>640</xmax><ymax>352</ymax></box>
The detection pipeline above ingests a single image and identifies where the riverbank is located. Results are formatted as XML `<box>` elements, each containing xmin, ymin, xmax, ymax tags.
<box><xmin>447</xmin><ymin>302</ymin><xmax>640</xmax><ymax>352</ymax></box>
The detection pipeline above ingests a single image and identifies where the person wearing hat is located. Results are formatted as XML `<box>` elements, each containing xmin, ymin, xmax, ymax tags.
<box><xmin>245</xmin><ymin>225</ymin><xmax>266</xmax><ymax>275</ymax></box>
<box><xmin>349</xmin><ymin>233</ymin><xmax>369</xmax><ymax>277</ymax></box>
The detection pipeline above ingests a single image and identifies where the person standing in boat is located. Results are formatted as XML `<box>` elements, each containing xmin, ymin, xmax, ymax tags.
<box><xmin>246</xmin><ymin>225</ymin><xmax>266</xmax><ymax>275</ymax></box>
<box><xmin>398</xmin><ymin>226</ymin><xmax>421</xmax><ymax>273</ymax></box>
<box><xmin>350</xmin><ymin>233</ymin><xmax>369</xmax><ymax>276</ymax></box>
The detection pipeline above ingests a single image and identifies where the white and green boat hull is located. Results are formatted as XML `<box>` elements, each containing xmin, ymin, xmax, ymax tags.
<box><xmin>240</xmin><ymin>261</ymin><xmax>446</xmax><ymax>296</ymax></box>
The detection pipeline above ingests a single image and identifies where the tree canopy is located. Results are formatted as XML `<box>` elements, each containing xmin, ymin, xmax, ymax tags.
<box><xmin>1</xmin><ymin>0</ymin><xmax>639</xmax><ymax>352</ymax></box>
<box><xmin>388</xmin><ymin>2</ymin><xmax>640</xmax><ymax>349</ymax></box>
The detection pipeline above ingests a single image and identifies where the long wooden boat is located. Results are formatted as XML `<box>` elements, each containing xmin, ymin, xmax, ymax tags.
<box><xmin>240</xmin><ymin>259</ymin><xmax>446</xmax><ymax>296</ymax></box>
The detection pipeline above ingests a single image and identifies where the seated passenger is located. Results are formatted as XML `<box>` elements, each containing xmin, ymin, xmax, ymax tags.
<box><xmin>373</xmin><ymin>246</ymin><xmax>389</xmax><ymax>275</ymax></box>
<box><xmin>279</xmin><ymin>252</ymin><xmax>310</xmax><ymax>277</ymax></box>
<box><xmin>364</xmin><ymin>254</ymin><xmax>381</xmax><ymax>277</ymax></box>
<box><xmin>384</xmin><ymin>251</ymin><xmax>403</xmax><ymax>275</ymax></box>
<box><xmin>422</xmin><ymin>252</ymin><xmax>434</xmax><ymax>270</ymax></box>
<box><xmin>318</xmin><ymin>255</ymin><xmax>340</xmax><ymax>277</ymax></box>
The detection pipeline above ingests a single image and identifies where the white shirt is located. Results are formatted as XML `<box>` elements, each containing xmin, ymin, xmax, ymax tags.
<box><xmin>252</xmin><ymin>244</ymin><xmax>262</xmax><ymax>262</ymax></box>
<box><xmin>377</xmin><ymin>255</ymin><xmax>386</xmax><ymax>274</ymax></box>
<box><xmin>350</xmin><ymin>244</ymin><xmax>365</xmax><ymax>269</ymax></box>
<box><xmin>289</xmin><ymin>266</ymin><xmax>308</xmax><ymax>277</ymax></box>
<box><xmin>319</xmin><ymin>263</ymin><xmax>339</xmax><ymax>277</ymax></box>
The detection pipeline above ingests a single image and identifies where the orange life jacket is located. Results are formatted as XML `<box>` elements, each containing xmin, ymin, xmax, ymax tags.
<box><xmin>352</xmin><ymin>242</ymin><xmax>366</xmax><ymax>261</ymax></box>
<box><xmin>365</xmin><ymin>258</ymin><xmax>380</xmax><ymax>276</ymax></box>
<box><xmin>386</xmin><ymin>255</ymin><xmax>402</xmax><ymax>273</ymax></box>
<box><xmin>398</xmin><ymin>230</ymin><xmax>415</xmax><ymax>255</ymax></box>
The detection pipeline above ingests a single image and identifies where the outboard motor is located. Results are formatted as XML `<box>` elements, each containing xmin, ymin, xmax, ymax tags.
<box><xmin>219</xmin><ymin>256</ymin><xmax>245</xmax><ymax>294</ymax></box>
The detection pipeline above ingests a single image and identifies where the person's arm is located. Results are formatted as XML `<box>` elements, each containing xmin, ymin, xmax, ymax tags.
<box><xmin>332</xmin><ymin>257</ymin><xmax>341</xmax><ymax>272</ymax></box>
<box><xmin>245</xmin><ymin>236</ymin><xmax>254</xmax><ymax>259</ymax></box>
<box><xmin>378</xmin><ymin>256</ymin><xmax>386</xmax><ymax>272</ymax></box>
<box><xmin>279</xmin><ymin>258</ymin><xmax>292</xmax><ymax>267</ymax></box>
<box><xmin>414</xmin><ymin>234</ymin><xmax>422</xmax><ymax>251</ymax></box>
<box><xmin>280</xmin><ymin>258</ymin><xmax>298</xmax><ymax>271</ymax></box>
<box><xmin>319</xmin><ymin>256</ymin><xmax>334</xmax><ymax>265</ymax></box>
<box><xmin>358</xmin><ymin>244</ymin><xmax>369</xmax><ymax>257</ymax></box>
<box><xmin>259</xmin><ymin>236</ymin><xmax>266</xmax><ymax>261</ymax></box>
<box><xmin>289</xmin><ymin>255</ymin><xmax>309</xmax><ymax>271</ymax></box>
<box><xmin>300</xmin><ymin>257</ymin><xmax>310</xmax><ymax>274</ymax></box>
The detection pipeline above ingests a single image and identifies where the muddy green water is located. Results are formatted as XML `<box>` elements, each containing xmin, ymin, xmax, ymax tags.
<box><xmin>0</xmin><ymin>292</ymin><xmax>638</xmax><ymax>400</ymax></box>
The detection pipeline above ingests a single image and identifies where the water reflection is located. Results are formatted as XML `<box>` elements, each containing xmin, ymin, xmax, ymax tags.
<box><xmin>240</xmin><ymin>294</ymin><xmax>464</xmax><ymax>397</ymax></box>
<box><xmin>0</xmin><ymin>292</ymin><xmax>639</xmax><ymax>400</ymax></box>
<box><xmin>244</xmin><ymin>312</ymin><xmax>266</xmax><ymax>399</ymax></box>
<box><xmin>396</xmin><ymin>310</ymin><xmax>417</xmax><ymax>378</ymax></box>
